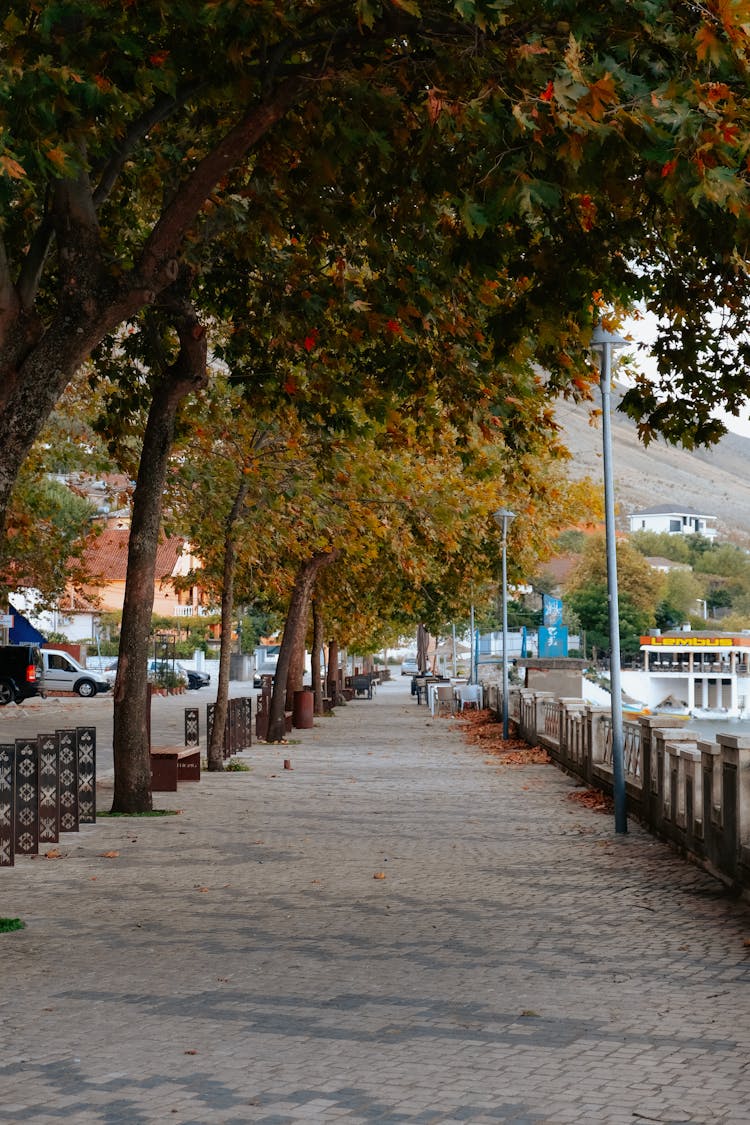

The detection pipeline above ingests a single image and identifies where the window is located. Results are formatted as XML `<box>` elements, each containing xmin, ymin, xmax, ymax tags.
<box><xmin>669</xmin><ymin>519</ymin><xmax>681</xmax><ymax>532</ymax></box>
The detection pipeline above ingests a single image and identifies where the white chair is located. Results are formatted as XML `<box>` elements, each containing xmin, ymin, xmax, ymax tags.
<box><xmin>458</xmin><ymin>684</ymin><xmax>481</xmax><ymax>711</ymax></box>
<box><xmin>435</xmin><ymin>685</ymin><xmax>454</xmax><ymax>716</ymax></box>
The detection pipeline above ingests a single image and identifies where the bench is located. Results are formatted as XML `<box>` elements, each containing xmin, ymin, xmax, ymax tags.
<box><xmin>352</xmin><ymin>675</ymin><xmax>373</xmax><ymax>699</ymax></box>
<box><xmin>150</xmin><ymin>746</ymin><xmax>201</xmax><ymax>792</ymax></box>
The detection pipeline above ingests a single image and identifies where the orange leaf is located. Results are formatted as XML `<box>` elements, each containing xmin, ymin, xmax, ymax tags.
<box><xmin>0</xmin><ymin>155</ymin><xmax>26</xmax><ymax>179</ymax></box>
<box><xmin>373</xmin><ymin>871</ymin><xmax>386</xmax><ymax>880</ymax></box>
<box><xmin>45</xmin><ymin>146</ymin><xmax>69</xmax><ymax>170</ymax></box>
<box><xmin>99</xmin><ymin>850</ymin><xmax>119</xmax><ymax>858</ymax></box>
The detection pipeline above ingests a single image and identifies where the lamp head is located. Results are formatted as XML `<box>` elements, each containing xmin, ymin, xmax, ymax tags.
<box><xmin>590</xmin><ymin>322</ymin><xmax>628</xmax><ymax>351</ymax></box>
<box><xmin>493</xmin><ymin>508</ymin><xmax>516</xmax><ymax>528</ymax></box>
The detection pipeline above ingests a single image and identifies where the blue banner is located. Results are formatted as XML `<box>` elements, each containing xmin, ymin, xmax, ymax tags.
<box><xmin>538</xmin><ymin>625</ymin><xmax>568</xmax><ymax>658</ymax></box>
<box><xmin>543</xmin><ymin>595</ymin><xmax>563</xmax><ymax>626</ymax></box>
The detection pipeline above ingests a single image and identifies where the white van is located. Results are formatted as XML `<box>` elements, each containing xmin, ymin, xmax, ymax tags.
<box><xmin>41</xmin><ymin>649</ymin><xmax>111</xmax><ymax>697</ymax></box>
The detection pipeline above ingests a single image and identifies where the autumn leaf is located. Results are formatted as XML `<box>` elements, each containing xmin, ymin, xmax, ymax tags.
<box><xmin>45</xmin><ymin>146</ymin><xmax>69</xmax><ymax>171</ymax></box>
<box><xmin>695</xmin><ymin>23</ymin><xmax>724</xmax><ymax>65</ymax></box>
<box><xmin>98</xmin><ymin>850</ymin><xmax>120</xmax><ymax>858</ymax></box>
<box><xmin>373</xmin><ymin>871</ymin><xmax>386</xmax><ymax>879</ymax></box>
<box><xmin>0</xmin><ymin>154</ymin><xmax>26</xmax><ymax>179</ymax></box>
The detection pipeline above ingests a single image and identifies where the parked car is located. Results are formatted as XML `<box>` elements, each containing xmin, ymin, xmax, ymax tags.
<box><xmin>102</xmin><ymin>659</ymin><xmax>119</xmax><ymax>684</ymax></box>
<box><xmin>41</xmin><ymin>649</ymin><xmax>110</xmax><ymax>697</ymax></box>
<box><xmin>253</xmin><ymin>645</ymin><xmax>279</xmax><ymax>687</ymax></box>
<box><xmin>147</xmin><ymin>659</ymin><xmax>188</xmax><ymax>688</ymax></box>
<box><xmin>176</xmin><ymin>663</ymin><xmax>210</xmax><ymax>690</ymax></box>
<box><xmin>0</xmin><ymin>643</ymin><xmax>44</xmax><ymax>705</ymax></box>
<box><xmin>400</xmin><ymin>657</ymin><xmax>420</xmax><ymax>676</ymax></box>
<box><xmin>103</xmin><ymin>658</ymin><xmax>209</xmax><ymax>690</ymax></box>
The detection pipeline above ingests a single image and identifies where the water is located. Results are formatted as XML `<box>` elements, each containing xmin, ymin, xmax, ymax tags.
<box><xmin>678</xmin><ymin>714</ymin><xmax>750</xmax><ymax>742</ymax></box>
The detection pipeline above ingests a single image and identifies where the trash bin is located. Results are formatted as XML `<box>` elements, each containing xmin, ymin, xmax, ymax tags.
<box><xmin>292</xmin><ymin>689</ymin><xmax>314</xmax><ymax>729</ymax></box>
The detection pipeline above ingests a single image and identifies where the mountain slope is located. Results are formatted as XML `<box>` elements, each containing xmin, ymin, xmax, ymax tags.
<box><xmin>553</xmin><ymin>390</ymin><xmax>750</xmax><ymax>540</ymax></box>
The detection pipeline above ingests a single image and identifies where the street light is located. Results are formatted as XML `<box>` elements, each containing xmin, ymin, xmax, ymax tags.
<box><xmin>493</xmin><ymin>507</ymin><xmax>515</xmax><ymax>739</ymax></box>
<box><xmin>590</xmin><ymin>321</ymin><xmax>629</xmax><ymax>835</ymax></box>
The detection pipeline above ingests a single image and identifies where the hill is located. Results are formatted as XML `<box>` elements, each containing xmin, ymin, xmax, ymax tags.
<box><xmin>554</xmin><ymin>389</ymin><xmax>750</xmax><ymax>542</ymax></box>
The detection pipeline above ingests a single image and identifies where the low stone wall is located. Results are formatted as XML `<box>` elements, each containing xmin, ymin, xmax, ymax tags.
<box><xmin>482</xmin><ymin>678</ymin><xmax>750</xmax><ymax>892</ymax></box>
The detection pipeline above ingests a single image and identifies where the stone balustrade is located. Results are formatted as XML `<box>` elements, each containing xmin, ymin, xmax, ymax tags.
<box><xmin>484</xmin><ymin>681</ymin><xmax>750</xmax><ymax>891</ymax></box>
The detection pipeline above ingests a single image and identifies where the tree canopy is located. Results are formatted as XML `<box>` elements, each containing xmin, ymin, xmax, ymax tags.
<box><xmin>4</xmin><ymin>0</ymin><xmax>750</xmax><ymax>555</ymax></box>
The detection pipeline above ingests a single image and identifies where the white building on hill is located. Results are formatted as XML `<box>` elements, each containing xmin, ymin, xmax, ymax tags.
<box><xmin>629</xmin><ymin>505</ymin><xmax>717</xmax><ymax>540</ymax></box>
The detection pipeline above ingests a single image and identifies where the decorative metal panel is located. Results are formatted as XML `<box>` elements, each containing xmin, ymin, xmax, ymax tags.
<box><xmin>14</xmin><ymin>737</ymin><xmax>38</xmax><ymax>856</ymax></box>
<box><xmin>56</xmin><ymin>729</ymin><xmax>79</xmax><ymax>833</ymax></box>
<box><xmin>76</xmin><ymin>726</ymin><xmax>96</xmax><ymax>824</ymax></box>
<box><xmin>184</xmin><ymin>707</ymin><xmax>200</xmax><ymax>747</ymax></box>
<box><xmin>0</xmin><ymin>744</ymin><xmax>15</xmax><ymax>867</ymax></box>
<box><xmin>37</xmin><ymin>733</ymin><xmax>60</xmax><ymax>845</ymax></box>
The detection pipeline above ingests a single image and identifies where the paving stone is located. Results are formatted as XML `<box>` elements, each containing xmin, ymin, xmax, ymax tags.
<box><xmin>1</xmin><ymin>680</ymin><xmax>750</xmax><ymax>1123</ymax></box>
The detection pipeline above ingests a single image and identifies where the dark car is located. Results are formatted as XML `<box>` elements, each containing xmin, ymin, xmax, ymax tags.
<box><xmin>0</xmin><ymin>643</ymin><xmax>44</xmax><ymax>705</ymax></box>
<box><xmin>176</xmin><ymin>663</ymin><xmax>210</xmax><ymax>690</ymax></box>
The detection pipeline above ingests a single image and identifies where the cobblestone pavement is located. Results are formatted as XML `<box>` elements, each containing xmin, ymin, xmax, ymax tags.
<box><xmin>2</xmin><ymin>679</ymin><xmax>750</xmax><ymax>1125</ymax></box>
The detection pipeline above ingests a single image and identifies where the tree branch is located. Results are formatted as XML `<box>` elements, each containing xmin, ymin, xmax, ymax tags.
<box><xmin>93</xmin><ymin>92</ymin><xmax>192</xmax><ymax>207</ymax></box>
<box><xmin>51</xmin><ymin>152</ymin><xmax>104</xmax><ymax>302</ymax></box>
<box><xmin>137</xmin><ymin>77</ymin><xmax>304</xmax><ymax>287</ymax></box>
<box><xmin>16</xmin><ymin>217</ymin><xmax>55</xmax><ymax>310</ymax></box>
<box><xmin>0</xmin><ymin>236</ymin><xmax>19</xmax><ymax>338</ymax></box>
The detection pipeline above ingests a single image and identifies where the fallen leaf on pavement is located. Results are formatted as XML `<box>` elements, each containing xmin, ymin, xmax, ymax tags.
<box><xmin>44</xmin><ymin>849</ymin><xmax>63</xmax><ymax>859</ymax></box>
<box><xmin>98</xmin><ymin>851</ymin><xmax>119</xmax><ymax>858</ymax></box>
<box><xmin>567</xmin><ymin>788</ymin><xmax>614</xmax><ymax>814</ymax></box>
<box><xmin>373</xmin><ymin>871</ymin><xmax>386</xmax><ymax>880</ymax></box>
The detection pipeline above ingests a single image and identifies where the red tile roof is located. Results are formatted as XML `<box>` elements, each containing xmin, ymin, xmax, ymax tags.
<box><xmin>83</xmin><ymin>529</ymin><xmax>187</xmax><ymax>584</ymax></box>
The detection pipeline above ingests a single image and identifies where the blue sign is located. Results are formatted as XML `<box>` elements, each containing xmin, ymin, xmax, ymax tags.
<box><xmin>538</xmin><ymin>625</ymin><xmax>568</xmax><ymax>657</ymax></box>
<box><xmin>543</xmin><ymin>595</ymin><xmax>563</xmax><ymax>626</ymax></box>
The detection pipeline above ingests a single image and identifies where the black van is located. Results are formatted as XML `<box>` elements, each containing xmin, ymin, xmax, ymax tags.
<box><xmin>0</xmin><ymin>644</ymin><xmax>44</xmax><ymax>705</ymax></box>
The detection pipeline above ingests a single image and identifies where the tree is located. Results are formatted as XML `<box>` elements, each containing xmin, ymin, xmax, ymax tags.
<box><xmin>5</xmin><ymin>0</ymin><xmax>750</xmax><ymax>551</ymax></box>
<box><xmin>566</xmin><ymin>535</ymin><xmax>664</xmax><ymax>616</ymax></box>
<box><xmin>111</xmin><ymin>303</ymin><xmax>207</xmax><ymax>813</ymax></box>
<box><xmin>655</xmin><ymin>568</ymin><xmax>704</xmax><ymax>630</ymax></box>
<box><xmin>567</xmin><ymin>583</ymin><xmax>653</xmax><ymax>660</ymax></box>
<box><xmin>630</xmin><ymin>531</ymin><xmax>692</xmax><ymax>566</ymax></box>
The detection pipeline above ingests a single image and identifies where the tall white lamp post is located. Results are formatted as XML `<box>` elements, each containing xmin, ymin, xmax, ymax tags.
<box><xmin>590</xmin><ymin>322</ymin><xmax>628</xmax><ymax>834</ymax></box>
<box><xmin>493</xmin><ymin>507</ymin><xmax>515</xmax><ymax>739</ymax></box>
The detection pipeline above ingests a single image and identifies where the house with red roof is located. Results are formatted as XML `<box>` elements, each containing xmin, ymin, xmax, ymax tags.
<box><xmin>81</xmin><ymin>529</ymin><xmax>204</xmax><ymax>617</ymax></box>
<box><xmin>12</xmin><ymin>528</ymin><xmax>209</xmax><ymax>643</ymax></box>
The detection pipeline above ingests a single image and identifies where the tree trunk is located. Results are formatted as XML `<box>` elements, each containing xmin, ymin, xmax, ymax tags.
<box><xmin>327</xmin><ymin>639</ymin><xmax>339</xmax><ymax>704</ymax></box>
<box><xmin>111</xmin><ymin>310</ymin><xmax>207</xmax><ymax>813</ymax></box>
<box><xmin>206</xmin><ymin>475</ymin><xmax>251</xmax><ymax>770</ymax></box>
<box><xmin>311</xmin><ymin>600</ymin><xmax>325</xmax><ymax>715</ymax></box>
<box><xmin>267</xmin><ymin>551</ymin><xmax>337</xmax><ymax>742</ymax></box>
<box><xmin>285</xmin><ymin>610</ymin><xmax>309</xmax><ymax>711</ymax></box>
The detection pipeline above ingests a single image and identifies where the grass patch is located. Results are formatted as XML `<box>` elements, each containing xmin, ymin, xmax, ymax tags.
<box><xmin>0</xmin><ymin>918</ymin><xmax>25</xmax><ymax>933</ymax></box>
<box><xmin>97</xmin><ymin>809</ymin><xmax>181</xmax><ymax>818</ymax></box>
<box><xmin>225</xmin><ymin>758</ymin><xmax>251</xmax><ymax>772</ymax></box>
